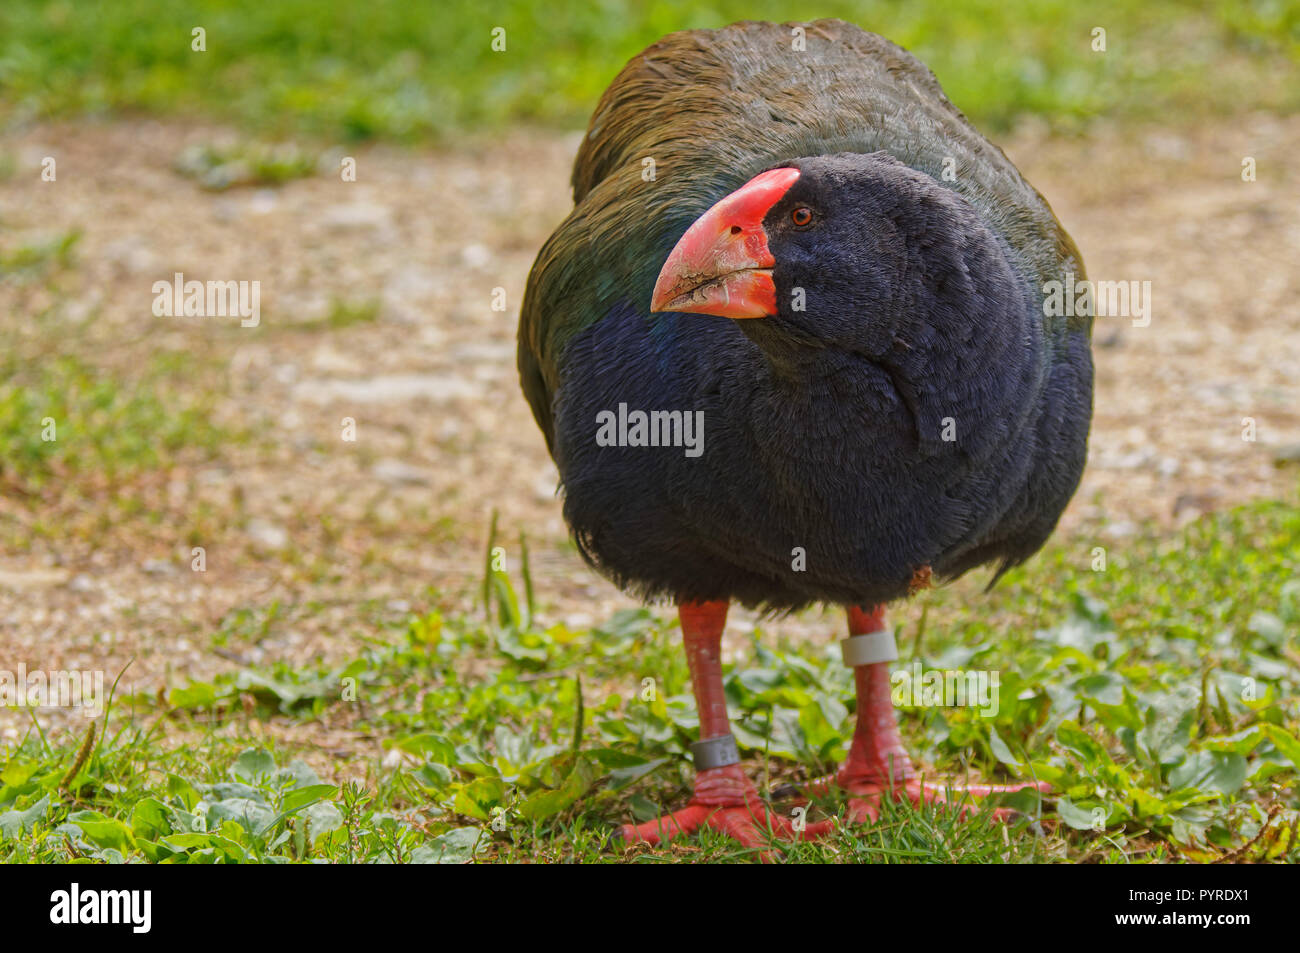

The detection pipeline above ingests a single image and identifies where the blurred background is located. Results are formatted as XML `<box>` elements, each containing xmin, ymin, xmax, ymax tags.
<box><xmin>0</xmin><ymin>1</ymin><xmax>1298</xmax><ymax>862</ymax></box>
<box><xmin>3</xmin><ymin>0</ymin><xmax>1299</xmax><ymax>136</ymax></box>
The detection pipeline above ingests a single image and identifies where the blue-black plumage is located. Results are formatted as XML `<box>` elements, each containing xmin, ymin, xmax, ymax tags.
<box><xmin>519</xmin><ymin>20</ymin><xmax>1093</xmax><ymax>613</ymax></box>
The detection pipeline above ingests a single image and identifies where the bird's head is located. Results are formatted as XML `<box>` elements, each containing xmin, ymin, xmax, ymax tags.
<box><xmin>650</xmin><ymin>153</ymin><xmax>997</xmax><ymax>362</ymax></box>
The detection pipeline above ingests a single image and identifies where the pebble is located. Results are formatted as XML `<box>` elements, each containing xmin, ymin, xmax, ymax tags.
<box><xmin>371</xmin><ymin>458</ymin><xmax>431</xmax><ymax>486</ymax></box>
<box><xmin>247</xmin><ymin>520</ymin><xmax>289</xmax><ymax>549</ymax></box>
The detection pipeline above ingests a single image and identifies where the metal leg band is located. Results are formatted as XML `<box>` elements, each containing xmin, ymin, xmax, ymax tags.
<box><xmin>691</xmin><ymin>734</ymin><xmax>740</xmax><ymax>770</ymax></box>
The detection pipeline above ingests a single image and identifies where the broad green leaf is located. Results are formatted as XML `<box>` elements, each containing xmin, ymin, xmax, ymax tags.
<box><xmin>414</xmin><ymin>763</ymin><xmax>455</xmax><ymax>788</ymax></box>
<box><xmin>130</xmin><ymin>798</ymin><xmax>172</xmax><ymax>839</ymax></box>
<box><xmin>585</xmin><ymin>747</ymin><xmax>655</xmax><ymax>770</ymax></box>
<box><xmin>1056</xmin><ymin>797</ymin><xmax>1108</xmax><ymax>831</ymax></box>
<box><xmin>450</xmin><ymin>777</ymin><xmax>507</xmax><ymax>821</ymax></box>
<box><xmin>627</xmin><ymin>793</ymin><xmax>661</xmax><ymax>822</ymax></box>
<box><xmin>605</xmin><ymin>758</ymin><xmax>667</xmax><ymax>791</ymax></box>
<box><xmin>1167</xmin><ymin>751</ymin><xmax>1247</xmax><ymax>795</ymax></box>
<box><xmin>1056</xmin><ymin>721</ymin><xmax>1108</xmax><ymax>762</ymax></box>
<box><xmin>231</xmin><ymin>749</ymin><xmax>276</xmax><ymax>785</ymax></box>
<box><xmin>1261</xmin><ymin>725</ymin><xmax>1300</xmax><ymax>770</ymax></box>
<box><xmin>989</xmin><ymin>725</ymin><xmax>1021</xmax><ymax>765</ymax></box>
<box><xmin>168</xmin><ymin>681</ymin><xmax>222</xmax><ymax>709</ymax></box>
<box><xmin>496</xmin><ymin>624</ymin><xmax>547</xmax><ymax>663</ymax></box>
<box><xmin>277</xmin><ymin>759</ymin><xmax>323</xmax><ymax>789</ymax></box>
<box><xmin>0</xmin><ymin>795</ymin><xmax>51</xmax><ymax>839</ymax></box>
<box><xmin>493</xmin><ymin>724</ymin><xmax>535</xmax><ymax>772</ymax></box>
<box><xmin>68</xmin><ymin>810</ymin><xmax>135</xmax><ymax>852</ymax></box>
<box><xmin>517</xmin><ymin>758</ymin><xmax>596</xmax><ymax>820</ymax></box>
<box><xmin>306</xmin><ymin>801</ymin><xmax>344</xmax><ymax>842</ymax></box>
<box><xmin>206</xmin><ymin>797</ymin><xmax>276</xmax><ymax>835</ymax></box>
<box><xmin>1200</xmin><ymin>728</ymin><xmax>1263</xmax><ymax>756</ymax></box>
<box><xmin>394</xmin><ymin>733</ymin><xmax>459</xmax><ymax>765</ymax></box>
<box><xmin>160</xmin><ymin>832</ymin><xmax>248</xmax><ymax>860</ymax></box>
<box><xmin>0</xmin><ymin>763</ymin><xmax>34</xmax><ymax>787</ymax></box>
<box><xmin>282</xmin><ymin>784</ymin><xmax>337</xmax><ymax>815</ymax></box>
<box><xmin>411</xmin><ymin>827</ymin><xmax>483</xmax><ymax>864</ymax></box>
<box><xmin>1246</xmin><ymin>611</ymin><xmax>1286</xmax><ymax>648</ymax></box>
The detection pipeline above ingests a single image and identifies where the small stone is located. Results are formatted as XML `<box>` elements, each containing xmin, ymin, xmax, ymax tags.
<box><xmin>249</xmin><ymin>189</ymin><xmax>278</xmax><ymax>214</ymax></box>
<box><xmin>321</xmin><ymin>201</ymin><xmax>392</xmax><ymax>229</ymax></box>
<box><xmin>371</xmin><ymin>459</ymin><xmax>430</xmax><ymax>487</ymax></box>
<box><xmin>461</xmin><ymin>243</ymin><xmax>492</xmax><ymax>269</ymax></box>
<box><xmin>247</xmin><ymin>520</ymin><xmax>289</xmax><ymax>549</ymax></box>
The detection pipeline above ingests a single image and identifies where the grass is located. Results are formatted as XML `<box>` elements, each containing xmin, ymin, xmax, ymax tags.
<box><xmin>2</xmin><ymin>494</ymin><xmax>1296</xmax><ymax>863</ymax></box>
<box><xmin>0</xmin><ymin>353</ymin><xmax>228</xmax><ymax>496</ymax></box>
<box><xmin>0</xmin><ymin>342</ymin><xmax>239</xmax><ymax>560</ymax></box>
<box><xmin>0</xmin><ymin>229</ymin><xmax>80</xmax><ymax>278</ymax></box>
<box><xmin>172</xmin><ymin>140</ymin><xmax>320</xmax><ymax>191</ymax></box>
<box><xmin>0</xmin><ymin>1</ymin><xmax>1297</xmax><ymax>142</ymax></box>
<box><xmin>293</xmin><ymin>298</ymin><xmax>382</xmax><ymax>332</ymax></box>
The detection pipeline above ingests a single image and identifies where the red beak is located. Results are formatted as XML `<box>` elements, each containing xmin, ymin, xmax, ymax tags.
<box><xmin>650</xmin><ymin>167</ymin><xmax>800</xmax><ymax>318</ymax></box>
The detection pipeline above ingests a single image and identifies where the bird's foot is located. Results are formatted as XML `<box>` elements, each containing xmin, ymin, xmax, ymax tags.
<box><xmin>837</xmin><ymin>774</ymin><xmax>1048</xmax><ymax>823</ymax></box>
<box><xmin>792</xmin><ymin>767</ymin><xmax>1047</xmax><ymax>823</ymax></box>
<box><xmin>619</xmin><ymin>764</ymin><xmax>835</xmax><ymax>858</ymax></box>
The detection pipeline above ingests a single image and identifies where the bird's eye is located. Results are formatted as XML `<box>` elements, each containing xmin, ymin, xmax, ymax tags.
<box><xmin>791</xmin><ymin>207</ymin><xmax>813</xmax><ymax>227</ymax></box>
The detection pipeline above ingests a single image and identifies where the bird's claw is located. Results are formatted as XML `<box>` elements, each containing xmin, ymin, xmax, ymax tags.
<box><xmin>784</xmin><ymin>771</ymin><xmax>1048</xmax><ymax>823</ymax></box>
<box><xmin>839</xmin><ymin>776</ymin><xmax>1048</xmax><ymax>823</ymax></box>
<box><xmin>620</xmin><ymin>765</ymin><xmax>835</xmax><ymax>859</ymax></box>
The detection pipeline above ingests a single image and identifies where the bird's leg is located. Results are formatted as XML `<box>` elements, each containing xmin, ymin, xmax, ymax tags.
<box><xmin>620</xmin><ymin>600</ymin><xmax>834</xmax><ymax>855</ymax></box>
<box><xmin>837</xmin><ymin>605</ymin><xmax>915</xmax><ymax>795</ymax></box>
<box><xmin>803</xmin><ymin>604</ymin><xmax>1047</xmax><ymax>823</ymax></box>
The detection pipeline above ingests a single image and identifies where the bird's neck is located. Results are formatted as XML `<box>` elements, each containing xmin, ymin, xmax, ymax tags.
<box><xmin>736</xmin><ymin>320</ymin><xmax>849</xmax><ymax>383</ymax></box>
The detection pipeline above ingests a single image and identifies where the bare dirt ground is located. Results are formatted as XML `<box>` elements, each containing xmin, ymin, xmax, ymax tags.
<box><xmin>2</xmin><ymin>114</ymin><xmax>1298</xmax><ymax>745</ymax></box>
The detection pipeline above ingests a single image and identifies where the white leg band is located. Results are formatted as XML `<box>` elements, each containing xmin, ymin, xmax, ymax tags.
<box><xmin>840</xmin><ymin>629</ymin><xmax>898</xmax><ymax>667</ymax></box>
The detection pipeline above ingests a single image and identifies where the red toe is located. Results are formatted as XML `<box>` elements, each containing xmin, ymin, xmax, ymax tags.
<box><xmin>621</xmin><ymin>765</ymin><xmax>835</xmax><ymax>857</ymax></box>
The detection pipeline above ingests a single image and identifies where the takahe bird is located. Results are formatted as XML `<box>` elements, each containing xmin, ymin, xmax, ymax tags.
<box><xmin>519</xmin><ymin>19</ymin><xmax>1093</xmax><ymax>849</ymax></box>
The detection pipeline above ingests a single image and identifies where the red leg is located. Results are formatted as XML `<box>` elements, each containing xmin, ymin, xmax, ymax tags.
<box><xmin>620</xmin><ymin>600</ymin><xmax>834</xmax><ymax>856</ymax></box>
<box><xmin>805</xmin><ymin>605</ymin><xmax>1047</xmax><ymax>823</ymax></box>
